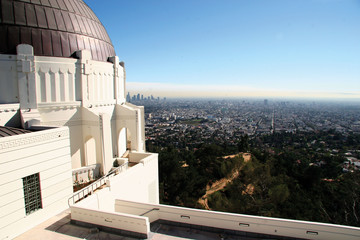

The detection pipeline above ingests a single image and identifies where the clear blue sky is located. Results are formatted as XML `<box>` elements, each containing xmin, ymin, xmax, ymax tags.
<box><xmin>84</xmin><ymin>0</ymin><xmax>360</xmax><ymax>99</ymax></box>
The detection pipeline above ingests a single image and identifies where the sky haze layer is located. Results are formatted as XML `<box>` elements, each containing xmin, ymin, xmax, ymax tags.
<box><xmin>84</xmin><ymin>0</ymin><xmax>360</xmax><ymax>100</ymax></box>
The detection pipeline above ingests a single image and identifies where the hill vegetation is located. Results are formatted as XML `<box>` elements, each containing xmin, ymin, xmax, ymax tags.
<box><xmin>147</xmin><ymin>130</ymin><xmax>360</xmax><ymax>227</ymax></box>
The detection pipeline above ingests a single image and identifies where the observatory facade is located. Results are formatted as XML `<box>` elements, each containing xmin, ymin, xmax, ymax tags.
<box><xmin>0</xmin><ymin>0</ymin><xmax>158</xmax><ymax>238</ymax></box>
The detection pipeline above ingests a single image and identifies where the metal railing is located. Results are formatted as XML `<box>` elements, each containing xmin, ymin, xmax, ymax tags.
<box><xmin>68</xmin><ymin>161</ymin><xmax>128</xmax><ymax>206</ymax></box>
<box><xmin>140</xmin><ymin>208</ymin><xmax>160</xmax><ymax>216</ymax></box>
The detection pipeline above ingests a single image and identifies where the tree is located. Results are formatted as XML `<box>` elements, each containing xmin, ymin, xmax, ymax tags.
<box><xmin>238</xmin><ymin>134</ymin><xmax>249</xmax><ymax>152</ymax></box>
<box><xmin>268</xmin><ymin>184</ymin><xmax>290</xmax><ymax>204</ymax></box>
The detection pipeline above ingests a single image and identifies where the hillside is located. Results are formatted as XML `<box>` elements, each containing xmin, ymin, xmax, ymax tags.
<box><xmin>149</xmin><ymin>130</ymin><xmax>360</xmax><ymax>227</ymax></box>
<box><xmin>198</xmin><ymin>153</ymin><xmax>250</xmax><ymax>210</ymax></box>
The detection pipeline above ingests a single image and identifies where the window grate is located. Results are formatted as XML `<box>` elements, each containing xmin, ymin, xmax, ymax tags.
<box><xmin>23</xmin><ymin>173</ymin><xmax>42</xmax><ymax>215</ymax></box>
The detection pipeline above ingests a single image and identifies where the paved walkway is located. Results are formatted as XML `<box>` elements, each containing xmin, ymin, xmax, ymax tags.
<box><xmin>15</xmin><ymin>210</ymin><xmax>132</xmax><ymax>240</ymax></box>
<box><xmin>15</xmin><ymin>209</ymin><xmax>261</xmax><ymax>240</ymax></box>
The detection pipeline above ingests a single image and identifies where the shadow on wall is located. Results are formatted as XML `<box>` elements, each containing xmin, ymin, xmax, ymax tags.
<box><xmin>4</xmin><ymin>110</ymin><xmax>21</xmax><ymax>128</ymax></box>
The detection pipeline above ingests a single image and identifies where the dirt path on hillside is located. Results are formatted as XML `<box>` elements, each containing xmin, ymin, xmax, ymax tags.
<box><xmin>198</xmin><ymin>153</ymin><xmax>251</xmax><ymax>210</ymax></box>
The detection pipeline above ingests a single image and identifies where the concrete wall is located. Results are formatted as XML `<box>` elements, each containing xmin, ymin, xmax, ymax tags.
<box><xmin>0</xmin><ymin>127</ymin><xmax>73</xmax><ymax>240</ymax></box>
<box><xmin>69</xmin><ymin>153</ymin><xmax>158</xmax><ymax>212</ymax></box>
<box><xmin>86</xmin><ymin>59</ymin><xmax>115</xmax><ymax>103</ymax></box>
<box><xmin>70</xmin><ymin>173</ymin><xmax>158</xmax><ymax>239</ymax></box>
<box><xmin>70</xmin><ymin>205</ymin><xmax>150</xmax><ymax>238</ymax></box>
<box><xmin>107</xmin><ymin>153</ymin><xmax>159</xmax><ymax>204</ymax></box>
<box><xmin>38</xmin><ymin>106</ymin><xmax>84</xmax><ymax>168</ymax></box>
<box><xmin>0</xmin><ymin>55</ymin><xmax>18</xmax><ymax>104</ymax></box>
<box><xmin>114</xmin><ymin>200</ymin><xmax>360</xmax><ymax>240</ymax></box>
<box><xmin>34</xmin><ymin>56</ymin><xmax>78</xmax><ymax>104</ymax></box>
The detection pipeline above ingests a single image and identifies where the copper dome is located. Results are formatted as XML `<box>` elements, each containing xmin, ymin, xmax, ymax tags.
<box><xmin>0</xmin><ymin>0</ymin><xmax>115</xmax><ymax>62</ymax></box>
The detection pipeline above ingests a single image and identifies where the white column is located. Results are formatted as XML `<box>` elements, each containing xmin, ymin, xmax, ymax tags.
<box><xmin>44</xmin><ymin>72</ymin><xmax>51</xmax><ymax>103</ymax></box>
<box><xmin>68</xmin><ymin>71</ymin><xmax>75</xmax><ymax>101</ymax></box>
<box><xmin>76</xmin><ymin>50</ymin><xmax>92</xmax><ymax>107</ymax></box>
<box><xmin>99</xmin><ymin>113</ymin><xmax>114</xmax><ymax>175</ymax></box>
<box><xmin>17</xmin><ymin>44</ymin><xmax>36</xmax><ymax>109</ymax></box>
<box><xmin>17</xmin><ymin>44</ymin><xmax>42</xmax><ymax>128</ymax></box>
<box><xmin>119</xmin><ymin>61</ymin><xmax>126</xmax><ymax>104</ymax></box>
<box><xmin>109</xmin><ymin>56</ymin><xmax>126</xmax><ymax>104</ymax></box>
<box><xmin>54</xmin><ymin>70</ymin><xmax>61</xmax><ymax>102</ymax></box>
<box><xmin>62</xmin><ymin>72</ymin><xmax>69</xmax><ymax>101</ymax></box>
<box><xmin>136</xmin><ymin>108</ymin><xmax>145</xmax><ymax>153</ymax></box>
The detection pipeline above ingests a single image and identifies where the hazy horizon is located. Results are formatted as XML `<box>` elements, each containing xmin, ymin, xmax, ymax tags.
<box><xmin>126</xmin><ymin>82</ymin><xmax>360</xmax><ymax>101</ymax></box>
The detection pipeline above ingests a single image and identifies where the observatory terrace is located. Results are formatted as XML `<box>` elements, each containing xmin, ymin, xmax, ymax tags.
<box><xmin>15</xmin><ymin>180</ymin><xmax>360</xmax><ymax>240</ymax></box>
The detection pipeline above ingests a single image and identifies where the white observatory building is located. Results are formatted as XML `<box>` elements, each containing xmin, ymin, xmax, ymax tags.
<box><xmin>0</xmin><ymin>1</ymin><xmax>359</xmax><ymax>239</ymax></box>
<box><xmin>0</xmin><ymin>0</ymin><xmax>158</xmax><ymax>238</ymax></box>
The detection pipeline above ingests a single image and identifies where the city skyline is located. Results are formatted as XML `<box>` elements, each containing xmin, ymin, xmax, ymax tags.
<box><xmin>126</xmin><ymin>82</ymin><xmax>360</xmax><ymax>101</ymax></box>
<box><xmin>85</xmin><ymin>0</ymin><xmax>360</xmax><ymax>100</ymax></box>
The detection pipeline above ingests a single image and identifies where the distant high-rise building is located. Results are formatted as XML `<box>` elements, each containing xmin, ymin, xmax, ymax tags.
<box><xmin>264</xmin><ymin>99</ymin><xmax>268</xmax><ymax>105</ymax></box>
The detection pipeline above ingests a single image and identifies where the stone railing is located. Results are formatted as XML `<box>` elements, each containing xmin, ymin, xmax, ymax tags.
<box><xmin>72</xmin><ymin>164</ymin><xmax>100</xmax><ymax>185</ymax></box>
<box><xmin>114</xmin><ymin>199</ymin><xmax>360</xmax><ymax>240</ymax></box>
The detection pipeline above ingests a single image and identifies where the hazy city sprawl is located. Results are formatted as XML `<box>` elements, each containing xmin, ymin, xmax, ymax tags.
<box><xmin>129</xmin><ymin>95</ymin><xmax>360</xmax><ymax>148</ymax></box>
